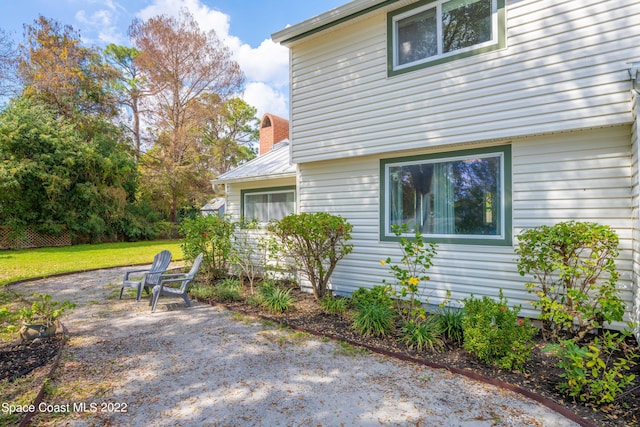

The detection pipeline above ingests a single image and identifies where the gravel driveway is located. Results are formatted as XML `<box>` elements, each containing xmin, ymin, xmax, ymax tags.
<box><xmin>9</xmin><ymin>266</ymin><xmax>583</xmax><ymax>427</ymax></box>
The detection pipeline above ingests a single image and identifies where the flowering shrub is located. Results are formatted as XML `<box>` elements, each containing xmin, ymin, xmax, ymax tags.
<box><xmin>180</xmin><ymin>215</ymin><xmax>236</xmax><ymax>281</ymax></box>
<box><xmin>462</xmin><ymin>290</ymin><xmax>537</xmax><ymax>371</ymax></box>
<box><xmin>381</xmin><ymin>223</ymin><xmax>437</xmax><ymax>323</ymax></box>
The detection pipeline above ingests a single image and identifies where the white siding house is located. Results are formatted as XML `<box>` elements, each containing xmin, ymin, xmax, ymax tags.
<box><xmin>264</xmin><ymin>0</ymin><xmax>640</xmax><ymax>338</ymax></box>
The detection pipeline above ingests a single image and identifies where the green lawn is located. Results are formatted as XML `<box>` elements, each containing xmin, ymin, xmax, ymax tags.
<box><xmin>0</xmin><ymin>240</ymin><xmax>184</xmax><ymax>287</ymax></box>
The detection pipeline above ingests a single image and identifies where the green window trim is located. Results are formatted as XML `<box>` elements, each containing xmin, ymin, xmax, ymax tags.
<box><xmin>241</xmin><ymin>186</ymin><xmax>296</xmax><ymax>225</ymax></box>
<box><xmin>387</xmin><ymin>0</ymin><xmax>506</xmax><ymax>77</ymax></box>
<box><xmin>379</xmin><ymin>145</ymin><xmax>512</xmax><ymax>246</ymax></box>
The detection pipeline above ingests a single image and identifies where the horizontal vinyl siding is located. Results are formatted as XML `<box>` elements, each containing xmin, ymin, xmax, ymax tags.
<box><xmin>289</xmin><ymin>0</ymin><xmax>638</xmax><ymax>163</ymax></box>
<box><xmin>512</xmin><ymin>127</ymin><xmax>633</xmax><ymax>230</ymax></box>
<box><xmin>298</xmin><ymin>127</ymin><xmax>635</xmax><ymax>322</ymax></box>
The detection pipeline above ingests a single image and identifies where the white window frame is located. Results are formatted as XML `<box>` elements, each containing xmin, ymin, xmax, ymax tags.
<box><xmin>241</xmin><ymin>187</ymin><xmax>296</xmax><ymax>225</ymax></box>
<box><xmin>391</xmin><ymin>0</ymin><xmax>500</xmax><ymax>72</ymax></box>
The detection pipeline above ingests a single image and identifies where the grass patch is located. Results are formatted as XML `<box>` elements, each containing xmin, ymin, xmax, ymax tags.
<box><xmin>334</xmin><ymin>341</ymin><xmax>370</xmax><ymax>357</ymax></box>
<box><xmin>0</xmin><ymin>240</ymin><xmax>184</xmax><ymax>287</ymax></box>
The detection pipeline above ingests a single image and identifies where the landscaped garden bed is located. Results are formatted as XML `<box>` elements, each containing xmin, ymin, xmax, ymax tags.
<box><xmin>182</xmin><ymin>214</ymin><xmax>640</xmax><ymax>427</ymax></box>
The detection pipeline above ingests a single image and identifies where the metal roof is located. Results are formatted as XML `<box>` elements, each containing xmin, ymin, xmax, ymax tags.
<box><xmin>212</xmin><ymin>141</ymin><xmax>295</xmax><ymax>184</ymax></box>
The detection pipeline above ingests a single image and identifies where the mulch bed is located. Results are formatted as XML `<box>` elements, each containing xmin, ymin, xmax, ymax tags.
<box><xmin>211</xmin><ymin>287</ymin><xmax>639</xmax><ymax>427</ymax></box>
<box><xmin>0</xmin><ymin>334</ymin><xmax>63</xmax><ymax>382</ymax></box>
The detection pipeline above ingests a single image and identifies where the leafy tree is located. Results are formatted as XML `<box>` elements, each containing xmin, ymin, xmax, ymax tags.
<box><xmin>269</xmin><ymin>212</ymin><xmax>354</xmax><ymax>300</ymax></box>
<box><xmin>138</xmin><ymin>129</ymin><xmax>212</xmax><ymax>222</ymax></box>
<box><xmin>17</xmin><ymin>16</ymin><xmax>117</xmax><ymax>120</ymax></box>
<box><xmin>129</xmin><ymin>10</ymin><xmax>245</xmax><ymax>221</ymax></box>
<box><xmin>0</xmin><ymin>97</ymin><xmax>139</xmax><ymax>242</ymax></box>
<box><xmin>197</xmin><ymin>95</ymin><xmax>258</xmax><ymax>175</ymax></box>
<box><xmin>103</xmin><ymin>44</ymin><xmax>145</xmax><ymax>159</ymax></box>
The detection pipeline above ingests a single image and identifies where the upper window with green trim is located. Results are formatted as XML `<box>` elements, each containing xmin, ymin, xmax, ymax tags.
<box><xmin>389</xmin><ymin>0</ymin><xmax>505</xmax><ymax>75</ymax></box>
<box><xmin>381</xmin><ymin>146</ymin><xmax>511</xmax><ymax>245</ymax></box>
<box><xmin>242</xmin><ymin>187</ymin><xmax>295</xmax><ymax>224</ymax></box>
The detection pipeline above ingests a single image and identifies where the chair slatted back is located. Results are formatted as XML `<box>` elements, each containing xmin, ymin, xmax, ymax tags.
<box><xmin>146</xmin><ymin>250</ymin><xmax>172</xmax><ymax>286</ymax></box>
<box><xmin>178</xmin><ymin>253</ymin><xmax>203</xmax><ymax>292</ymax></box>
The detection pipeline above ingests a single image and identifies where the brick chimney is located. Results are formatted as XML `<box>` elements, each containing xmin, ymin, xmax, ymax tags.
<box><xmin>259</xmin><ymin>113</ymin><xmax>289</xmax><ymax>155</ymax></box>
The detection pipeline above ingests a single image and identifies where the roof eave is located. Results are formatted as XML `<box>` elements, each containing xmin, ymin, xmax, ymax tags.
<box><xmin>272</xmin><ymin>0</ymin><xmax>398</xmax><ymax>46</ymax></box>
<box><xmin>211</xmin><ymin>171</ymin><xmax>297</xmax><ymax>186</ymax></box>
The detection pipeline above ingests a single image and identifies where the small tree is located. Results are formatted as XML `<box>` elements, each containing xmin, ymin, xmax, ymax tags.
<box><xmin>230</xmin><ymin>222</ymin><xmax>261</xmax><ymax>294</ymax></box>
<box><xmin>516</xmin><ymin>221</ymin><xmax>625</xmax><ymax>342</ymax></box>
<box><xmin>256</xmin><ymin>232</ymin><xmax>286</xmax><ymax>281</ymax></box>
<box><xmin>269</xmin><ymin>212</ymin><xmax>353</xmax><ymax>300</ymax></box>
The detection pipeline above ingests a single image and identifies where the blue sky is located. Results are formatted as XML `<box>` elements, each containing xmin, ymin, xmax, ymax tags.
<box><xmin>0</xmin><ymin>0</ymin><xmax>348</xmax><ymax>118</ymax></box>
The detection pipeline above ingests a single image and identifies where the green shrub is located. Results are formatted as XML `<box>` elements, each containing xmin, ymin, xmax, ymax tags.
<box><xmin>516</xmin><ymin>221</ymin><xmax>625</xmax><ymax>342</ymax></box>
<box><xmin>435</xmin><ymin>307</ymin><xmax>465</xmax><ymax>344</ymax></box>
<box><xmin>245</xmin><ymin>293</ymin><xmax>263</xmax><ymax>307</ymax></box>
<box><xmin>352</xmin><ymin>300</ymin><xmax>395</xmax><ymax>337</ymax></box>
<box><xmin>269</xmin><ymin>212</ymin><xmax>353</xmax><ymax>300</ymax></box>
<box><xmin>189</xmin><ymin>284</ymin><xmax>218</xmax><ymax>300</ymax></box>
<box><xmin>259</xmin><ymin>281</ymin><xmax>294</xmax><ymax>314</ymax></box>
<box><xmin>18</xmin><ymin>293</ymin><xmax>75</xmax><ymax>326</ymax></box>
<box><xmin>214</xmin><ymin>278</ymin><xmax>243</xmax><ymax>302</ymax></box>
<box><xmin>351</xmin><ymin>286</ymin><xmax>392</xmax><ymax>309</ymax></box>
<box><xmin>320</xmin><ymin>294</ymin><xmax>348</xmax><ymax>316</ymax></box>
<box><xmin>462</xmin><ymin>290</ymin><xmax>537</xmax><ymax>371</ymax></box>
<box><xmin>545</xmin><ymin>329</ymin><xmax>638</xmax><ymax>405</ymax></box>
<box><xmin>179</xmin><ymin>215</ymin><xmax>236</xmax><ymax>281</ymax></box>
<box><xmin>401</xmin><ymin>316</ymin><xmax>442</xmax><ymax>351</ymax></box>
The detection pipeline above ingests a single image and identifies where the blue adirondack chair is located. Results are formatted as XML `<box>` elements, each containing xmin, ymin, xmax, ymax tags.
<box><xmin>150</xmin><ymin>253</ymin><xmax>203</xmax><ymax>313</ymax></box>
<box><xmin>120</xmin><ymin>250</ymin><xmax>172</xmax><ymax>301</ymax></box>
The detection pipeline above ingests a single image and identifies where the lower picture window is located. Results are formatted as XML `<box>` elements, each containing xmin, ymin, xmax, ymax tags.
<box><xmin>382</xmin><ymin>146</ymin><xmax>510</xmax><ymax>244</ymax></box>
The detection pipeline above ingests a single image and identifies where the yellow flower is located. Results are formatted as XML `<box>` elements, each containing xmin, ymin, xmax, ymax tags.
<box><xmin>408</xmin><ymin>277</ymin><xmax>419</xmax><ymax>286</ymax></box>
<box><xmin>380</xmin><ymin>260</ymin><xmax>386</xmax><ymax>266</ymax></box>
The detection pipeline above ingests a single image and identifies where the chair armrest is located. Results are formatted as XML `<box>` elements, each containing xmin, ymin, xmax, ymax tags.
<box><xmin>124</xmin><ymin>268</ymin><xmax>150</xmax><ymax>280</ymax></box>
<box><xmin>158</xmin><ymin>272</ymin><xmax>187</xmax><ymax>279</ymax></box>
<box><xmin>158</xmin><ymin>277</ymin><xmax>187</xmax><ymax>285</ymax></box>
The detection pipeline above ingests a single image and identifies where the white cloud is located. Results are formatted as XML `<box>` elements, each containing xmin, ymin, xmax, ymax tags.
<box><xmin>237</xmin><ymin>39</ymin><xmax>289</xmax><ymax>88</ymax></box>
<box><xmin>75</xmin><ymin>0</ymin><xmax>127</xmax><ymax>45</ymax></box>
<box><xmin>243</xmin><ymin>82</ymin><xmax>288</xmax><ymax>119</ymax></box>
<box><xmin>137</xmin><ymin>0</ymin><xmax>290</xmax><ymax>118</ymax></box>
<box><xmin>137</xmin><ymin>0</ymin><xmax>231</xmax><ymax>38</ymax></box>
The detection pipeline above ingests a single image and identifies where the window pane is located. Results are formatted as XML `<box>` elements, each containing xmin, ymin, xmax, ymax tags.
<box><xmin>388</xmin><ymin>155</ymin><xmax>500</xmax><ymax>236</ymax></box>
<box><xmin>245</xmin><ymin>194</ymin><xmax>269</xmax><ymax>222</ymax></box>
<box><xmin>245</xmin><ymin>190</ymin><xmax>295</xmax><ymax>223</ymax></box>
<box><xmin>268</xmin><ymin>192</ymin><xmax>295</xmax><ymax>221</ymax></box>
<box><xmin>442</xmin><ymin>0</ymin><xmax>492</xmax><ymax>53</ymax></box>
<box><xmin>397</xmin><ymin>8</ymin><xmax>437</xmax><ymax>65</ymax></box>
